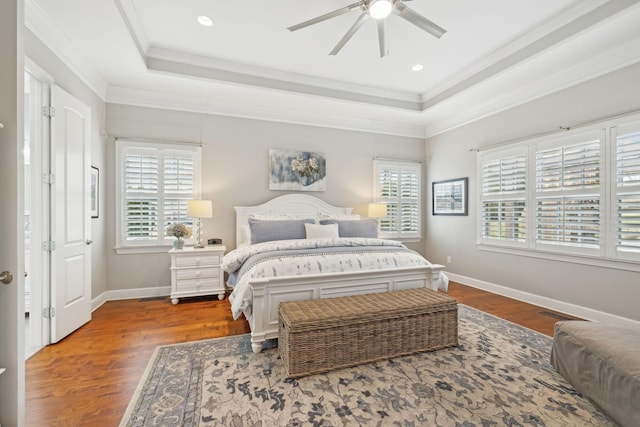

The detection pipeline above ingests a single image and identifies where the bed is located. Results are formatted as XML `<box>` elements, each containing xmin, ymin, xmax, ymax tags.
<box><xmin>223</xmin><ymin>194</ymin><xmax>447</xmax><ymax>353</ymax></box>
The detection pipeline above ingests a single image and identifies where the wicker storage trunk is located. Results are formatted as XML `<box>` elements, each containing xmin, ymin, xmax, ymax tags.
<box><xmin>278</xmin><ymin>288</ymin><xmax>458</xmax><ymax>378</ymax></box>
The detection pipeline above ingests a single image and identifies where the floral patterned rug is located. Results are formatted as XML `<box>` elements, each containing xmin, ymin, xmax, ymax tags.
<box><xmin>120</xmin><ymin>305</ymin><xmax>614</xmax><ymax>427</ymax></box>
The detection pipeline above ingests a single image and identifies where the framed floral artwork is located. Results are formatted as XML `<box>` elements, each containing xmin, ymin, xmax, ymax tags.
<box><xmin>269</xmin><ymin>149</ymin><xmax>326</xmax><ymax>191</ymax></box>
<box><xmin>432</xmin><ymin>177</ymin><xmax>468</xmax><ymax>216</ymax></box>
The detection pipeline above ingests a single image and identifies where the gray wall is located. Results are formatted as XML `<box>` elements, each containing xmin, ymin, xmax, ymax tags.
<box><xmin>425</xmin><ymin>62</ymin><xmax>640</xmax><ymax>322</ymax></box>
<box><xmin>25</xmin><ymin>30</ymin><xmax>108</xmax><ymax>298</ymax></box>
<box><xmin>106</xmin><ymin>104</ymin><xmax>426</xmax><ymax>291</ymax></box>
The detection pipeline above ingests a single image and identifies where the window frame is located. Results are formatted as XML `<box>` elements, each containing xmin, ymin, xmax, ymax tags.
<box><xmin>115</xmin><ymin>139</ymin><xmax>202</xmax><ymax>254</ymax></box>
<box><xmin>477</xmin><ymin>113</ymin><xmax>640</xmax><ymax>271</ymax></box>
<box><xmin>373</xmin><ymin>159</ymin><xmax>422</xmax><ymax>241</ymax></box>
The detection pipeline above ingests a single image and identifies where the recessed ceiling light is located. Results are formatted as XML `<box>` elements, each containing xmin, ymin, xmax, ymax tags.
<box><xmin>411</xmin><ymin>64</ymin><xmax>424</xmax><ymax>71</ymax></box>
<box><xmin>197</xmin><ymin>15</ymin><xmax>213</xmax><ymax>27</ymax></box>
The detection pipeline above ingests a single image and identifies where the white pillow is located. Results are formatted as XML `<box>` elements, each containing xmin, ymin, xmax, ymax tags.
<box><xmin>305</xmin><ymin>223</ymin><xmax>339</xmax><ymax>239</ymax></box>
<box><xmin>240</xmin><ymin>225</ymin><xmax>251</xmax><ymax>245</ymax></box>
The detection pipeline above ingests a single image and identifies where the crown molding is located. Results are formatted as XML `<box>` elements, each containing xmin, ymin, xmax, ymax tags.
<box><xmin>147</xmin><ymin>47</ymin><xmax>421</xmax><ymax>108</ymax></box>
<box><xmin>419</xmin><ymin>0</ymin><xmax>611</xmax><ymax>106</ymax></box>
<box><xmin>146</xmin><ymin>54</ymin><xmax>421</xmax><ymax>111</ymax></box>
<box><xmin>424</xmin><ymin>36</ymin><xmax>640</xmax><ymax>138</ymax></box>
<box><xmin>25</xmin><ymin>0</ymin><xmax>108</xmax><ymax>100</ymax></box>
<box><xmin>106</xmin><ymin>85</ymin><xmax>427</xmax><ymax>138</ymax></box>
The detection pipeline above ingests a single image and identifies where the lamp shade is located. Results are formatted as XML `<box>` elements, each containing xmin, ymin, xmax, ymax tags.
<box><xmin>368</xmin><ymin>203</ymin><xmax>387</xmax><ymax>218</ymax></box>
<box><xmin>187</xmin><ymin>200</ymin><xmax>213</xmax><ymax>218</ymax></box>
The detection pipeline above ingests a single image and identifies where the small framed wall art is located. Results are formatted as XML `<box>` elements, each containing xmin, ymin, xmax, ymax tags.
<box><xmin>432</xmin><ymin>177</ymin><xmax>468</xmax><ymax>216</ymax></box>
<box><xmin>90</xmin><ymin>166</ymin><xmax>99</xmax><ymax>218</ymax></box>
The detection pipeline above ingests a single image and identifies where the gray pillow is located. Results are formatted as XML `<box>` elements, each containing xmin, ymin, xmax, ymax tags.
<box><xmin>319</xmin><ymin>219</ymin><xmax>378</xmax><ymax>238</ymax></box>
<box><xmin>249</xmin><ymin>218</ymin><xmax>316</xmax><ymax>244</ymax></box>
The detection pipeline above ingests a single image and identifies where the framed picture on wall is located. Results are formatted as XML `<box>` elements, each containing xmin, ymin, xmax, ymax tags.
<box><xmin>90</xmin><ymin>166</ymin><xmax>99</xmax><ymax>218</ymax></box>
<box><xmin>269</xmin><ymin>149</ymin><xmax>326</xmax><ymax>191</ymax></box>
<box><xmin>432</xmin><ymin>177</ymin><xmax>468</xmax><ymax>216</ymax></box>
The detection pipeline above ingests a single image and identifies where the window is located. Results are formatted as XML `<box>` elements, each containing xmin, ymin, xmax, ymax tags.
<box><xmin>615</xmin><ymin>123</ymin><xmax>640</xmax><ymax>260</ymax></box>
<box><xmin>480</xmin><ymin>150</ymin><xmax>527</xmax><ymax>244</ymax></box>
<box><xmin>373</xmin><ymin>159</ymin><xmax>422</xmax><ymax>240</ymax></box>
<box><xmin>478</xmin><ymin>114</ymin><xmax>640</xmax><ymax>266</ymax></box>
<box><xmin>534</xmin><ymin>133</ymin><xmax>603</xmax><ymax>255</ymax></box>
<box><xmin>116</xmin><ymin>140</ymin><xmax>201</xmax><ymax>253</ymax></box>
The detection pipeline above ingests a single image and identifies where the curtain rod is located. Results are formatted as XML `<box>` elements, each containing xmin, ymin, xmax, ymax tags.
<box><xmin>112</xmin><ymin>136</ymin><xmax>203</xmax><ymax>147</ymax></box>
<box><xmin>471</xmin><ymin>106</ymin><xmax>640</xmax><ymax>153</ymax></box>
<box><xmin>373</xmin><ymin>156</ymin><xmax>424</xmax><ymax>164</ymax></box>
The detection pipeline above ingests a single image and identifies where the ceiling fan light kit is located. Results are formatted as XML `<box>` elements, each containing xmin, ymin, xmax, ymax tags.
<box><xmin>287</xmin><ymin>0</ymin><xmax>446</xmax><ymax>57</ymax></box>
<box><xmin>369</xmin><ymin>0</ymin><xmax>393</xmax><ymax>19</ymax></box>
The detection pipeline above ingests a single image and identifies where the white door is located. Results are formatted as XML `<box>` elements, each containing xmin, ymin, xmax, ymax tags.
<box><xmin>0</xmin><ymin>0</ymin><xmax>25</xmax><ymax>424</ymax></box>
<box><xmin>24</xmin><ymin>68</ymin><xmax>52</xmax><ymax>358</ymax></box>
<box><xmin>51</xmin><ymin>85</ymin><xmax>92</xmax><ymax>342</ymax></box>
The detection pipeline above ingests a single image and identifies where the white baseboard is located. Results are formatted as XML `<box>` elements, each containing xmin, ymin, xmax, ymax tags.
<box><xmin>447</xmin><ymin>272</ymin><xmax>640</xmax><ymax>326</ymax></box>
<box><xmin>92</xmin><ymin>286</ymin><xmax>171</xmax><ymax>312</ymax></box>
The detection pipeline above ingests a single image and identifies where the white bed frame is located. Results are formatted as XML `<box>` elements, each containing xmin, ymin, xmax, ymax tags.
<box><xmin>233</xmin><ymin>194</ymin><xmax>445</xmax><ymax>353</ymax></box>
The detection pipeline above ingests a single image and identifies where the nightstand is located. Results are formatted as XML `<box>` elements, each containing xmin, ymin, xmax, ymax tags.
<box><xmin>169</xmin><ymin>245</ymin><xmax>226</xmax><ymax>304</ymax></box>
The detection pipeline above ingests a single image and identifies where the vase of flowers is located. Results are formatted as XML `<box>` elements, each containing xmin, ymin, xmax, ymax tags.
<box><xmin>167</xmin><ymin>223</ymin><xmax>192</xmax><ymax>249</ymax></box>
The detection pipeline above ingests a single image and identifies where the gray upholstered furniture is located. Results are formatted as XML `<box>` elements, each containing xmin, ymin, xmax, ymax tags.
<box><xmin>551</xmin><ymin>320</ymin><xmax>640</xmax><ymax>427</ymax></box>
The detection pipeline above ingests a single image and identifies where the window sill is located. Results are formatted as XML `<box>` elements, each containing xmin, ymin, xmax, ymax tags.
<box><xmin>380</xmin><ymin>235</ymin><xmax>422</xmax><ymax>243</ymax></box>
<box><xmin>478</xmin><ymin>243</ymin><xmax>640</xmax><ymax>273</ymax></box>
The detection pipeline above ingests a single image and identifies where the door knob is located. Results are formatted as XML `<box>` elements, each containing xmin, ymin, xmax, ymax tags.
<box><xmin>0</xmin><ymin>271</ymin><xmax>13</xmax><ymax>285</ymax></box>
<box><xmin>86</xmin><ymin>239</ymin><xmax>93</xmax><ymax>245</ymax></box>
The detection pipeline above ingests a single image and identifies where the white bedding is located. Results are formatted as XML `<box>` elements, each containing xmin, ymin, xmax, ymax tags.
<box><xmin>222</xmin><ymin>238</ymin><xmax>448</xmax><ymax>320</ymax></box>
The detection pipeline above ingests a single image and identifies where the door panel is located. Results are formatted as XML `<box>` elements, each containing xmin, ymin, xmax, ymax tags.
<box><xmin>51</xmin><ymin>85</ymin><xmax>91</xmax><ymax>343</ymax></box>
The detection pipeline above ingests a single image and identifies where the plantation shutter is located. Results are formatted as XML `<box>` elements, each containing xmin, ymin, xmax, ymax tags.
<box><xmin>163</xmin><ymin>152</ymin><xmax>195</xmax><ymax>232</ymax></box>
<box><xmin>616</xmin><ymin>129</ymin><xmax>640</xmax><ymax>255</ymax></box>
<box><xmin>374</xmin><ymin>159</ymin><xmax>421</xmax><ymax>239</ymax></box>
<box><xmin>480</xmin><ymin>154</ymin><xmax>527</xmax><ymax>243</ymax></box>
<box><xmin>535</xmin><ymin>137</ymin><xmax>601</xmax><ymax>250</ymax></box>
<box><xmin>124</xmin><ymin>150</ymin><xmax>159</xmax><ymax>240</ymax></box>
<box><xmin>117</xmin><ymin>140</ymin><xmax>201</xmax><ymax>248</ymax></box>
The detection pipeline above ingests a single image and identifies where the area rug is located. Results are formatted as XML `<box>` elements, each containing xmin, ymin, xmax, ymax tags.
<box><xmin>120</xmin><ymin>305</ymin><xmax>614</xmax><ymax>426</ymax></box>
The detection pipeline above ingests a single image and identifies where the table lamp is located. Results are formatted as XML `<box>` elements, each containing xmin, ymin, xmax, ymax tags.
<box><xmin>187</xmin><ymin>199</ymin><xmax>213</xmax><ymax>248</ymax></box>
<box><xmin>368</xmin><ymin>203</ymin><xmax>387</xmax><ymax>219</ymax></box>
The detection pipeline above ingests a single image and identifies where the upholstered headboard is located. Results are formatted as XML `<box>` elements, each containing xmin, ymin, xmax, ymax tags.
<box><xmin>234</xmin><ymin>194</ymin><xmax>353</xmax><ymax>247</ymax></box>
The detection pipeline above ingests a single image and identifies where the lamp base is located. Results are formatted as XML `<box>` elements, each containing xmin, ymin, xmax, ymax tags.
<box><xmin>194</xmin><ymin>218</ymin><xmax>205</xmax><ymax>248</ymax></box>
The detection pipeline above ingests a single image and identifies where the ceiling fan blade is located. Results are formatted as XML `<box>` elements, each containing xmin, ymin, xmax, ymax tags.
<box><xmin>377</xmin><ymin>19</ymin><xmax>389</xmax><ymax>57</ymax></box>
<box><xmin>330</xmin><ymin>12</ymin><xmax>368</xmax><ymax>56</ymax></box>
<box><xmin>288</xmin><ymin>1</ymin><xmax>363</xmax><ymax>32</ymax></box>
<box><xmin>393</xmin><ymin>2</ymin><xmax>446</xmax><ymax>39</ymax></box>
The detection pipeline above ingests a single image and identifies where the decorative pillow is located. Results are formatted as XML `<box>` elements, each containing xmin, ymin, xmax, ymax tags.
<box><xmin>249</xmin><ymin>218</ymin><xmax>316</xmax><ymax>244</ymax></box>
<box><xmin>319</xmin><ymin>219</ymin><xmax>378</xmax><ymax>238</ymax></box>
<box><xmin>239</xmin><ymin>225</ymin><xmax>251</xmax><ymax>246</ymax></box>
<box><xmin>305</xmin><ymin>223</ymin><xmax>339</xmax><ymax>239</ymax></box>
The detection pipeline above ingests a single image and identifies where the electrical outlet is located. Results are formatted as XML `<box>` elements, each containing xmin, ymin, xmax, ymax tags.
<box><xmin>446</xmin><ymin>256</ymin><xmax>452</xmax><ymax>264</ymax></box>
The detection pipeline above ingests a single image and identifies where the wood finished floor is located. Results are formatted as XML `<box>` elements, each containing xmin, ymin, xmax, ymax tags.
<box><xmin>25</xmin><ymin>282</ymin><xmax>582</xmax><ymax>426</ymax></box>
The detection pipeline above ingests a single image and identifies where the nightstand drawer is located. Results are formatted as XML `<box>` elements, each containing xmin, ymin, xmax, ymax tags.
<box><xmin>175</xmin><ymin>267</ymin><xmax>220</xmax><ymax>281</ymax></box>
<box><xmin>175</xmin><ymin>278</ymin><xmax>220</xmax><ymax>292</ymax></box>
<box><xmin>174</xmin><ymin>254</ymin><xmax>221</xmax><ymax>268</ymax></box>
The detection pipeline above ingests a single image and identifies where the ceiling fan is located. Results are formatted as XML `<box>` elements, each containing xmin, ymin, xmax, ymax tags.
<box><xmin>287</xmin><ymin>0</ymin><xmax>446</xmax><ymax>57</ymax></box>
